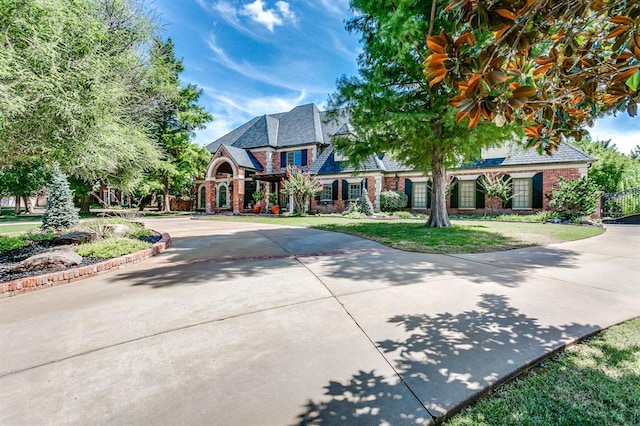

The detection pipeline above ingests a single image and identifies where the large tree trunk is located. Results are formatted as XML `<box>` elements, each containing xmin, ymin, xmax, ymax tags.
<box><xmin>22</xmin><ymin>195</ymin><xmax>33</xmax><ymax>214</ymax></box>
<box><xmin>78</xmin><ymin>193</ymin><xmax>91</xmax><ymax>214</ymax></box>
<box><xmin>14</xmin><ymin>195</ymin><xmax>20</xmax><ymax>215</ymax></box>
<box><xmin>162</xmin><ymin>180</ymin><xmax>171</xmax><ymax>213</ymax></box>
<box><xmin>426</xmin><ymin>154</ymin><xmax>452</xmax><ymax>228</ymax></box>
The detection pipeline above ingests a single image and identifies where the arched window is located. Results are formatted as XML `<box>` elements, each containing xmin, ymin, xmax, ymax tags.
<box><xmin>217</xmin><ymin>184</ymin><xmax>228</xmax><ymax>208</ymax></box>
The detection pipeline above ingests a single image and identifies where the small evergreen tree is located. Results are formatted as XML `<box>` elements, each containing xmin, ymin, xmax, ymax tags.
<box><xmin>359</xmin><ymin>190</ymin><xmax>375</xmax><ymax>216</ymax></box>
<box><xmin>42</xmin><ymin>166</ymin><xmax>79</xmax><ymax>230</ymax></box>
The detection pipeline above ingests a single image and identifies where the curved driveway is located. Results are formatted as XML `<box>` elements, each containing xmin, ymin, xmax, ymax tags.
<box><xmin>1</xmin><ymin>218</ymin><xmax>639</xmax><ymax>425</ymax></box>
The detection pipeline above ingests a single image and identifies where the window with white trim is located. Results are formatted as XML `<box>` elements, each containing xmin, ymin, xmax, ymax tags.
<box><xmin>459</xmin><ymin>180</ymin><xmax>476</xmax><ymax>209</ymax></box>
<box><xmin>348</xmin><ymin>183</ymin><xmax>361</xmax><ymax>200</ymax></box>
<box><xmin>321</xmin><ymin>185</ymin><xmax>332</xmax><ymax>201</ymax></box>
<box><xmin>512</xmin><ymin>178</ymin><xmax>532</xmax><ymax>209</ymax></box>
<box><xmin>286</xmin><ymin>150</ymin><xmax>302</xmax><ymax>166</ymax></box>
<box><xmin>413</xmin><ymin>182</ymin><xmax>428</xmax><ymax>209</ymax></box>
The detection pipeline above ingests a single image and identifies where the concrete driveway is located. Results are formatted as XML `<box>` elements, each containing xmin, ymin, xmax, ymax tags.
<box><xmin>1</xmin><ymin>218</ymin><xmax>639</xmax><ymax>425</ymax></box>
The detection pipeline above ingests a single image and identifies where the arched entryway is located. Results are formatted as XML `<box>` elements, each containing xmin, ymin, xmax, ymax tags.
<box><xmin>206</xmin><ymin>158</ymin><xmax>240</xmax><ymax>213</ymax></box>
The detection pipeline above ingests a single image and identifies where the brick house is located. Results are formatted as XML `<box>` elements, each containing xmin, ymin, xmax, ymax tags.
<box><xmin>194</xmin><ymin>103</ymin><xmax>594</xmax><ymax>214</ymax></box>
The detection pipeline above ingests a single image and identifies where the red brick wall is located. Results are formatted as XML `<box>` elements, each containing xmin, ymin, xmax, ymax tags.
<box><xmin>251</xmin><ymin>151</ymin><xmax>268</xmax><ymax>170</ymax></box>
<box><xmin>542</xmin><ymin>168</ymin><xmax>581</xmax><ymax>209</ymax></box>
<box><xmin>387</xmin><ymin>167</ymin><xmax>584</xmax><ymax>214</ymax></box>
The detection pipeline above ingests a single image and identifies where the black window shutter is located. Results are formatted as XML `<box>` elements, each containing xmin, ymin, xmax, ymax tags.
<box><xmin>404</xmin><ymin>178</ymin><xmax>413</xmax><ymax>208</ymax></box>
<box><xmin>532</xmin><ymin>172</ymin><xmax>544</xmax><ymax>208</ymax></box>
<box><xmin>426</xmin><ymin>180</ymin><xmax>432</xmax><ymax>209</ymax></box>
<box><xmin>503</xmin><ymin>174</ymin><xmax>513</xmax><ymax>208</ymax></box>
<box><xmin>300</xmin><ymin>149</ymin><xmax>307</xmax><ymax>166</ymax></box>
<box><xmin>342</xmin><ymin>180</ymin><xmax>348</xmax><ymax>200</ymax></box>
<box><xmin>475</xmin><ymin>177</ymin><xmax>485</xmax><ymax>209</ymax></box>
<box><xmin>332</xmin><ymin>180</ymin><xmax>339</xmax><ymax>200</ymax></box>
<box><xmin>280</xmin><ymin>152</ymin><xmax>286</xmax><ymax>168</ymax></box>
<box><xmin>450</xmin><ymin>178</ymin><xmax>459</xmax><ymax>208</ymax></box>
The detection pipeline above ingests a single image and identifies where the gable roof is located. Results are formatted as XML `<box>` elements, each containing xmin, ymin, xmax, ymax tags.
<box><xmin>215</xmin><ymin>144</ymin><xmax>263</xmax><ymax>171</ymax></box>
<box><xmin>206</xmin><ymin>104</ymin><xmax>349</xmax><ymax>151</ymax></box>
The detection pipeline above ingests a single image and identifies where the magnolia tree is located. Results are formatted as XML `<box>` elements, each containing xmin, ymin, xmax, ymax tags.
<box><xmin>425</xmin><ymin>0</ymin><xmax>640</xmax><ymax>153</ymax></box>
<box><xmin>280</xmin><ymin>166</ymin><xmax>322</xmax><ymax>215</ymax></box>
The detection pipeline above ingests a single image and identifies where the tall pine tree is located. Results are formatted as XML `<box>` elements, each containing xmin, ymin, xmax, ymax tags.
<box><xmin>143</xmin><ymin>38</ymin><xmax>212</xmax><ymax>213</ymax></box>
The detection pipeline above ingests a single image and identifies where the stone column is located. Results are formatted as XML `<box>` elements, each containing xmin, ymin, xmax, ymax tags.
<box><xmin>374</xmin><ymin>175</ymin><xmax>383</xmax><ymax>212</ymax></box>
<box><xmin>206</xmin><ymin>179</ymin><xmax>216</xmax><ymax>214</ymax></box>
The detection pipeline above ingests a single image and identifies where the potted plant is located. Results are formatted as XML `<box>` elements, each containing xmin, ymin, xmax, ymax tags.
<box><xmin>252</xmin><ymin>191</ymin><xmax>263</xmax><ymax>214</ymax></box>
<box><xmin>268</xmin><ymin>192</ymin><xmax>280</xmax><ymax>215</ymax></box>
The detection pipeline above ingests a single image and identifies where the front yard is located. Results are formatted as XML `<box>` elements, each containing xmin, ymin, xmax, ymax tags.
<box><xmin>202</xmin><ymin>215</ymin><xmax>604</xmax><ymax>254</ymax></box>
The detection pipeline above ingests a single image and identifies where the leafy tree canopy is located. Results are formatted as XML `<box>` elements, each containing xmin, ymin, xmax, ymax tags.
<box><xmin>426</xmin><ymin>0</ymin><xmax>640</xmax><ymax>153</ymax></box>
<box><xmin>0</xmin><ymin>159</ymin><xmax>51</xmax><ymax>213</ymax></box>
<box><xmin>572</xmin><ymin>136</ymin><xmax>640</xmax><ymax>193</ymax></box>
<box><xmin>141</xmin><ymin>38</ymin><xmax>212</xmax><ymax>212</ymax></box>
<box><xmin>330</xmin><ymin>0</ymin><xmax>515</xmax><ymax>227</ymax></box>
<box><xmin>0</xmin><ymin>0</ymin><xmax>162</xmax><ymax>182</ymax></box>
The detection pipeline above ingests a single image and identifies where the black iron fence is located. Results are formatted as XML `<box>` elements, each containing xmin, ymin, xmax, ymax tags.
<box><xmin>601</xmin><ymin>187</ymin><xmax>640</xmax><ymax>219</ymax></box>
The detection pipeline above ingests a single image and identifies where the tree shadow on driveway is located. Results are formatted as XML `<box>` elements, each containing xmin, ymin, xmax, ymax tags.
<box><xmin>295</xmin><ymin>294</ymin><xmax>597</xmax><ymax>425</ymax></box>
<box><xmin>109</xmin><ymin>228</ymin><xmax>582</xmax><ymax>289</ymax></box>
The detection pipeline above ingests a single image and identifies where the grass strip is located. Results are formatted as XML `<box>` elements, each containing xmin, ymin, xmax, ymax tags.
<box><xmin>446</xmin><ymin>317</ymin><xmax>640</xmax><ymax>425</ymax></box>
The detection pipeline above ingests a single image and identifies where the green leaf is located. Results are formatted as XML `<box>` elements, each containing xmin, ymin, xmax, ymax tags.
<box><xmin>625</xmin><ymin>69</ymin><xmax>640</xmax><ymax>91</ymax></box>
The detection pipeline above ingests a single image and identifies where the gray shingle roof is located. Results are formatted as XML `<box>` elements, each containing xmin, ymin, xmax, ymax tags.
<box><xmin>462</xmin><ymin>143</ymin><xmax>594</xmax><ymax>169</ymax></box>
<box><xmin>309</xmin><ymin>145</ymin><xmax>386</xmax><ymax>175</ymax></box>
<box><xmin>215</xmin><ymin>144</ymin><xmax>263</xmax><ymax>171</ymax></box>
<box><xmin>501</xmin><ymin>143</ymin><xmax>594</xmax><ymax>166</ymax></box>
<box><xmin>206</xmin><ymin>103</ymin><xmax>349</xmax><ymax>151</ymax></box>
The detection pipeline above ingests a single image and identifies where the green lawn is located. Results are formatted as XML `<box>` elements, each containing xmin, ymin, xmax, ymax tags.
<box><xmin>446</xmin><ymin>317</ymin><xmax>640</xmax><ymax>425</ymax></box>
<box><xmin>0</xmin><ymin>223</ymin><xmax>41</xmax><ymax>236</ymax></box>
<box><xmin>202</xmin><ymin>215</ymin><xmax>604</xmax><ymax>254</ymax></box>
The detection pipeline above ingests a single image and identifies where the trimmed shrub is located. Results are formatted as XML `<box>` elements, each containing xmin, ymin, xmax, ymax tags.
<box><xmin>380</xmin><ymin>190</ymin><xmax>408</xmax><ymax>212</ymax></box>
<box><xmin>549</xmin><ymin>176</ymin><xmax>601</xmax><ymax>220</ymax></box>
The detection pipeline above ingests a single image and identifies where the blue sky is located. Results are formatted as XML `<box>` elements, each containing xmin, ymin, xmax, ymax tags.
<box><xmin>153</xmin><ymin>0</ymin><xmax>639</xmax><ymax>155</ymax></box>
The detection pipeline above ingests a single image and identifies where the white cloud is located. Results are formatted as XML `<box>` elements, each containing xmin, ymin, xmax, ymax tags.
<box><xmin>589</xmin><ymin>115</ymin><xmax>640</xmax><ymax>155</ymax></box>
<box><xmin>305</xmin><ymin>0</ymin><xmax>349</xmax><ymax>19</ymax></box>
<box><xmin>204</xmin><ymin>34</ymin><xmax>332</xmax><ymax>93</ymax></box>
<box><xmin>239</xmin><ymin>0</ymin><xmax>296</xmax><ymax>32</ymax></box>
<box><xmin>191</xmin><ymin>80</ymin><xmax>311</xmax><ymax>144</ymax></box>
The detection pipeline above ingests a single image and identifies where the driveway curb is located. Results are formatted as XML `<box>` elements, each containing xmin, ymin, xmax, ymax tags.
<box><xmin>0</xmin><ymin>232</ymin><xmax>171</xmax><ymax>299</ymax></box>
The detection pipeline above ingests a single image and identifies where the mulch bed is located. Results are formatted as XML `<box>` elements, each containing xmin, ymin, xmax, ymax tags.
<box><xmin>0</xmin><ymin>234</ymin><xmax>162</xmax><ymax>283</ymax></box>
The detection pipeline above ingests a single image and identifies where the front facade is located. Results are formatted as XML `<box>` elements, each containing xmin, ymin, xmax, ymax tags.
<box><xmin>195</xmin><ymin>103</ymin><xmax>593</xmax><ymax>215</ymax></box>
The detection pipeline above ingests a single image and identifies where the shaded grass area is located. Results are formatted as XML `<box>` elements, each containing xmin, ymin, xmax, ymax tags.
<box><xmin>315</xmin><ymin>222</ymin><xmax>525</xmax><ymax>253</ymax></box>
<box><xmin>202</xmin><ymin>215</ymin><xmax>604</xmax><ymax>253</ymax></box>
<box><xmin>446</xmin><ymin>317</ymin><xmax>640</xmax><ymax>426</ymax></box>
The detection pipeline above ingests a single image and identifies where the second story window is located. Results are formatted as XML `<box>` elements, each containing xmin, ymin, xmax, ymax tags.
<box><xmin>282</xmin><ymin>149</ymin><xmax>307</xmax><ymax>167</ymax></box>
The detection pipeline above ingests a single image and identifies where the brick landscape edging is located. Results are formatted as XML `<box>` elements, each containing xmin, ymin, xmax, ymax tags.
<box><xmin>0</xmin><ymin>232</ymin><xmax>171</xmax><ymax>299</ymax></box>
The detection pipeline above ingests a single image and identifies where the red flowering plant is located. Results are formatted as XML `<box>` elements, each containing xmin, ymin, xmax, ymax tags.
<box><xmin>280</xmin><ymin>166</ymin><xmax>323</xmax><ymax>215</ymax></box>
